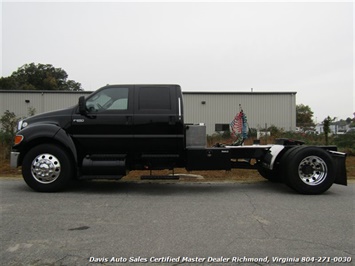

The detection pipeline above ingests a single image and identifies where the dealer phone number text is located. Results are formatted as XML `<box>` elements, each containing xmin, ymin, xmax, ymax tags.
<box><xmin>300</xmin><ymin>257</ymin><xmax>352</xmax><ymax>263</ymax></box>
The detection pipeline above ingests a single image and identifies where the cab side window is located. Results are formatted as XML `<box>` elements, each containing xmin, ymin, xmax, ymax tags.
<box><xmin>86</xmin><ymin>87</ymin><xmax>129</xmax><ymax>113</ymax></box>
<box><xmin>138</xmin><ymin>87</ymin><xmax>171</xmax><ymax>110</ymax></box>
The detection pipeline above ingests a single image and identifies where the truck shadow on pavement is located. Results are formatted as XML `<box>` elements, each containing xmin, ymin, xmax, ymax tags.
<box><xmin>61</xmin><ymin>180</ymin><xmax>296</xmax><ymax>195</ymax></box>
<box><xmin>12</xmin><ymin>178</ymin><xmax>341</xmax><ymax>195</ymax></box>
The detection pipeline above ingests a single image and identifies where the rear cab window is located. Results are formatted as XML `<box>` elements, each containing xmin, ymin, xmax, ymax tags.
<box><xmin>135</xmin><ymin>86</ymin><xmax>176</xmax><ymax>114</ymax></box>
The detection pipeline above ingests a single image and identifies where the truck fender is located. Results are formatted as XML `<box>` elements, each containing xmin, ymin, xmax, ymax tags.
<box><xmin>265</xmin><ymin>145</ymin><xmax>285</xmax><ymax>170</ymax></box>
<box><xmin>17</xmin><ymin>124</ymin><xmax>77</xmax><ymax>164</ymax></box>
<box><xmin>53</xmin><ymin>128</ymin><xmax>78</xmax><ymax>163</ymax></box>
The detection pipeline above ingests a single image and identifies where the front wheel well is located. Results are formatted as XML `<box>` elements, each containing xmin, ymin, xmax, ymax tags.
<box><xmin>22</xmin><ymin>143</ymin><xmax>75</xmax><ymax>192</ymax></box>
<box><xmin>18</xmin><ymin>138</ymin><xmax>76</xmax><ymax>170</ymax></box>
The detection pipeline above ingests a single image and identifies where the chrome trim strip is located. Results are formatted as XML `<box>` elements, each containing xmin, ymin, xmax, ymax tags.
<box><xmin>178</xmin><ymin>97</ymin><xmax>182</xmax><ymax>119</ymax></box>
<box><xmin>72</xmin><ymin>134</ymin><xmax>184</xmax><ymax>139</ymax></box>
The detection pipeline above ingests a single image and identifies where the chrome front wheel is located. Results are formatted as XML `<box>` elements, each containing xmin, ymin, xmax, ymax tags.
<box><xmin>22</xmin><ymin>144</ymin><xmax>73</xmax><ymax>192</ymax></box>
<box><xmin>31</xmin><ymin>153</ymin><xmax>61</xmax><ymax>184</ymax></box>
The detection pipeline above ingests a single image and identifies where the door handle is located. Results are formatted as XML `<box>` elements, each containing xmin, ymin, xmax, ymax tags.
<box><xmin>126</xmin><ymin>116</ymin><xmax>133</xmax><ymax>125</ymax></box>
<box><xmin>169</xmin><ymin>116</ymin><xmax>176</xmax><ymax>125</ymax></box>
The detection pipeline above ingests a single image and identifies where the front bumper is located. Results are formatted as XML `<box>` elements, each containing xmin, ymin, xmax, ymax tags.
<box><xmin>10</xmin><ymin>152</ymin><xmax>20</xmax><ymax>168</ymax></box>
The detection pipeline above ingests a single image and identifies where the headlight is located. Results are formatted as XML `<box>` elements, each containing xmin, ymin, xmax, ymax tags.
<box><xmin>17</xmin><ymin>120</ymin><xmax>23</xmax><ymax>131</ymax></box>
<box><xmin>17</xmin><ymin>120</ymin><xmax>28</xmax><ymax>131</ymax></box>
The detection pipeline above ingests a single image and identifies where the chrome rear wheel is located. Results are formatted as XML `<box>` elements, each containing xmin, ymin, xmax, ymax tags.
<box><xmin>282</xmin><ymin>146</ymin><xmax>335</xmax><ymax>194</ymax></box>
<box><xmin>298</xmin><ymin>156</ymin><xmax>328</xmax><ymax>186</ymax></box>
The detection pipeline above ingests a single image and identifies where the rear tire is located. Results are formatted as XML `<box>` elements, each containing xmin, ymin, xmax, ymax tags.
<box><xmin>22</xmin><ymin>144</ymin><xmax>74</xmax><ymax>192</ymax></box>
<box><xmin>282</xmin><ymin>146</ymin><xmax>335</xmax><ymax>194</ymax></box>
<box><xmin>257</xmin><ymin>166</ymin><xmax>281</xmax><ymax>182</ymax></box>
<box><xmin>277</xmin><ymin>146</ymin><xmax>300</xmax><ymax>183</ymax></box>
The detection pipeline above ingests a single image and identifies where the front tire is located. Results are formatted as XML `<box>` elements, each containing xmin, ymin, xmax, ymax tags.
<box><xmin>283</xmin><ymin>146</ymin><xmax>335</xmax><ymax>194</ymax></box>
<box><xmin>22</xmin><ymin>144</ymin><xmax>74</xmax><ymax>192</ymax></box>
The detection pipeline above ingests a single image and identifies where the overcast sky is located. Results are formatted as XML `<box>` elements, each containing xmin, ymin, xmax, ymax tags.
<box><xmin>1</xmin><ymin>1</ymin><xmax>353</xmax><ymax>123</ymax></box>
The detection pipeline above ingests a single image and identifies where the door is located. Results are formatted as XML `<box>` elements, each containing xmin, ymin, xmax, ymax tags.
<box><xmin>69</xmin><ymin>85</ymin><xmax>134</xmax><ymax>155</ymax></box>
<box><xmin>133</xmin><ymin>85</ymin><xmax>182</xmax><ymax>155</ymax></box>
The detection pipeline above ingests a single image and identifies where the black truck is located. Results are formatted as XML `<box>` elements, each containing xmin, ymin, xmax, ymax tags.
<box><xmin>11</xmin><ymin>84</ymin><xmax>347</xmax><ymax>194</ymax></box>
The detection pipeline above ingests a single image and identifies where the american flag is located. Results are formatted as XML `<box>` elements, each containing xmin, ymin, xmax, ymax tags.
<box><xmin>230</xmin><ymin>110</ymin><xmax>248</xmax><ymax>139</ymax></box>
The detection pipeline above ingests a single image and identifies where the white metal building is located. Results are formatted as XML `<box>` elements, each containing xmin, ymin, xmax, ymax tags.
<box><xmin>0</xmin><ymin>90</ymin><xmax>296</xmax><ymax>135</ymax></box>
<box><xmin>184</xmin><ymin>91</ymin><xmax>296</xmax><ymax>134</ymax></box>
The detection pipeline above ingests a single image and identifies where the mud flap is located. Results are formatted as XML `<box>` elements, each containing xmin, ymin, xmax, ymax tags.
<box><xmin>329</xmin><ymin>151</ymin><xmax>347</xmax><ymax>186</ymax></box>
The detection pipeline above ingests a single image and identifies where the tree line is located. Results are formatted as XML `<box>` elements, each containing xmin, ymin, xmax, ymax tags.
<box><xmin>296</xmin><ymin>104</ymin><xmax>354</xmax><ymax>128</ymax></box>
<box><xmin>0</xmin><ymin>63</ymin><xmax>82</xmax><ymax>91</ymax></box>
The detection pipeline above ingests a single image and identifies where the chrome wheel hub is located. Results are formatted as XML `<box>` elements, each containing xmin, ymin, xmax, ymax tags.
<box><xmin>298</xmin><ymin>156</ymin><xmax>327</xmax><ymax>186</ymax></box>
<box><xmin>31</xmin><ymin>154</ymin><xmax>61</xmax><ymax>184</ymax></box>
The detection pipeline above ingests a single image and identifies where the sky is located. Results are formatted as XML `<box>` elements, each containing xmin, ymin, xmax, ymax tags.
<box><xmin>1</xmin><ymin>0</ymin><xmax>354</xmax><ymax>123</ymax></box>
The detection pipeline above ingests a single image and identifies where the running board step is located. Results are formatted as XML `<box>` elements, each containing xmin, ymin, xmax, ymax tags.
<box><xmin>141</xmin><ymin>175</ymin><xmax>180</xmax><ymax>180</ymax></box>
<box><xmin>78</xmin><ymin>175</ymin><xmax>124</xmax><ymax>180</ymax></box>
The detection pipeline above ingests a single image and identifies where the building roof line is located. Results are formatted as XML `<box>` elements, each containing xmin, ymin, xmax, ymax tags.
<box><xmin>0</xmin><ymin>90</ymin><xmax>297</xmax><ymax>95</ymax></box>
<box><xmin>183</xmin><ymin>91</ymin><xmax>297</xmax><ymax>95</ymax></box>
<box><xmin>0</xmin><ymin>90</ymin><xmax>91</xmax><ymax>94</ymax></box>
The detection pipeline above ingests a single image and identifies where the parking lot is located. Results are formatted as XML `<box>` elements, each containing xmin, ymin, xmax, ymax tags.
<box><xmin>1</xmin><ymin>179</ymin><xmax>354</xmax><ymax>266</ymax></box>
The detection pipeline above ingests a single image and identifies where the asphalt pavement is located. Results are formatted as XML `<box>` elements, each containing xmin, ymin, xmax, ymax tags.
<box><xmin>1</xmin><ymin>179</ymin><xmax>354</xmax><ymax>266</ymax></box>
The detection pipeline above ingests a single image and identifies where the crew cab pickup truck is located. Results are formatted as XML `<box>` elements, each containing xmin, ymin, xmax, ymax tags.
<box><xmin>11</xmin><ymin>84</ymin><xmax>347</xmax><ymax>194</ymax></box>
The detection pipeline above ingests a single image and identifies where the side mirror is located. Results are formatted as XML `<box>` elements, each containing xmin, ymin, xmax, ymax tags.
<box><xmin>78</xmin><ymin>96</ymin><xmax>87</xmax><ymax>115</ymax></box>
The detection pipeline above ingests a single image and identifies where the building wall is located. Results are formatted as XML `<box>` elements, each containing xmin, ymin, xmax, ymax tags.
<box><xmin>0</xmin><ymin>91</ymin><xmax>90</xmax><ymax>119</ymax></box>
<box><xmin>183</xmin><ymin>92</ymin><xmax>296</xmax><ymax>134</ymax></box>
<box><xmin>0</xmin><ymin>90</ymin><xmax>296</xmax><ymax>134</ymax></box>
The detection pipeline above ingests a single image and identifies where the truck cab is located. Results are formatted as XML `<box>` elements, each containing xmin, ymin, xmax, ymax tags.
<box><xmin>71</xmin><ymin>84</ymin><xmax>184</xmax><ymax>169</ymax></box>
